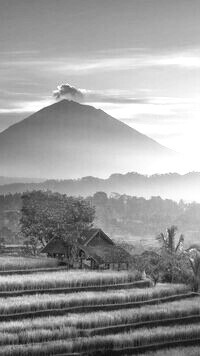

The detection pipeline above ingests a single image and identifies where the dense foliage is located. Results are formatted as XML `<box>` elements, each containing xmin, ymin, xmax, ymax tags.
<box><xmin>1</xmin><ymin>191</ymin><xmax>200</xmax><ymax>249</ymax></box>
<box><xmin>20</xmin><ymin>191</ymin><xmax>95</xmax><ymax>254</ymax></box>
<box><xmin>83</xmin><ymin>193</ymin><xmax>200</xmax><ymax>259</ymax></box>
<box><xmin>89</xmin><ymin>192</ymin><xmax>200</xmax><ymax>238</ymax></box>
<box><xmin>131</xmin><ymin>225</ymin><xmax>200</xmax><ymax>288</ymax></box>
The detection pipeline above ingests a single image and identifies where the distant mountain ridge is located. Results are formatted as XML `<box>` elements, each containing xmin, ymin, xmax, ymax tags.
<box><xmin>0</xmin><ymin>172</ymin><xmax>199</xmax><ymax>202</ymax></box>
<box><xmin>0</xmin><ymin>99</ymin><xmax>180</xmax><ymax>178</ymax></box>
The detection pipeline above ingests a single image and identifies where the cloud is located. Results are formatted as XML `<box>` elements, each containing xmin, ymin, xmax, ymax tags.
<box><xmin>52</xmin><ymin>83</ymin><xmax>149</xmax><ymax>105</ymax></box>
<box><xmin>84</xmin><ymin>90</ymin><xmax>148</xmax><ymax>104</ymax></box>
<box><xmin>0</xmin><ymin>50</ymin><xmax>40</xmax><ymax>55</ymax></box>
<box><xmin>47</xmin><ymin>49</ymin><xmax>200</xmax><ymax>74</ymax></box>
<box><xmin>0</xmin><ymin>98</ymin><xmax>54</xmax><ymax>114</ymax></box>
<box><xmin>53</xmin><ymin>83</ymin><xmax>84</xmax><ymax>101</ymax></box>
<box><xmin>3</xmin><ymin>48</ymin><xmax>200</xmax><ymax>77</ymax></box>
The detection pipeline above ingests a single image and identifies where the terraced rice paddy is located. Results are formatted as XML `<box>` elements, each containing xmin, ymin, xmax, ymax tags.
<box><xmin>0</xmin><ymin>264</ymin><xmax>199</xmax><ymax>355</ymax></box>
<box><xmin>0</xmin><ymin>256</ymin><xmax>58</xmax><ymax>271</ymax></box>
<box><xmin>0</xmin><ymin>269</ymin><xmax>141</xmax><ymax>291</ymax></box>
<box><xmin>0</xmin><ymin>293</ymin><xmax>196</xmax><ymax>333</ymax></box>
<box><xmin>140</xmin><ymin>346</ymin><xmax>200</xmax><ymax>356</ymax></box>
<box><xmin>0</xmin><ymin>284</ymin><xmax>189</xmax><ymax>315</ymax></box>
<box><xmin>0</xmin><ymin>323</ymin><xmax>200</xmax><ymax>355</ymax></box>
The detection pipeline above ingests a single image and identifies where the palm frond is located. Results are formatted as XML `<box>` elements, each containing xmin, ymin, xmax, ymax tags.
<box><xmin>156</xmin><ymin>232</ymin><xmax>167</xmax><ymax>248</ymax></box>
<box><xmin>175</xmin><ymin>234</ymin><xmax>184</xmax><ymax>252</ymax></box>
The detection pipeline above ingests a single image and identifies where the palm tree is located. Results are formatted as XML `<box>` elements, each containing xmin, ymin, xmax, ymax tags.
<box><xmin>156</xmin><ymin>225</ymin><xmax>184</xmax><ymax>282</ymax></box>
<box><xmin>157</xmin><ymin>225</ymin><xmax>184</xmax><ymax>254</ymax></box>
<box><xmin>187</xmin><ymin>248</ymin><xmax>200</xmax><ymax>292</ymax></box>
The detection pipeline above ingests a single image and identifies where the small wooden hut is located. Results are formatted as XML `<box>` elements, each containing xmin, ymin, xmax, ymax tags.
<box><xmin>41</xmin><ymin>228</ymin><xmax>130</xmax><ymax>270</ymax></box>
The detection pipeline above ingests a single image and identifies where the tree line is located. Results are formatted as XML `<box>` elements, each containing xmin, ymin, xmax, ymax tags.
<box><xmin>1</xmin><ymin>190</ymin><xmax>200</xmax><ymax>247</ymax></box>
<box><xmin>88</xmin><ymin>192</ymin><xmax>200</xmax><ymax>241</ymax></box>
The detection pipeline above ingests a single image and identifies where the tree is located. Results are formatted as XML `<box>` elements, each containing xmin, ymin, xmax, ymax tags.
<box><xmin>157</xmin><ymin>226</ymin><xmax>184</xmax><ymax>254</ymax></box>
<box><xmin>187</xmin><ymin>248</ymin><xmax>200</xmax><ymax>292</ymax></box>
<box><xmin>156</xmin><ymin>225</ymin><xmax>184</xmax><ymax>283</ymax></box>
<box><xmin>134</xmin><ymin>250</ymin><xmax>161</xmax><ymax>285</ymax></box>
<box><xmin>20</xmin><ymin>191</ymin><xmax>95</xmax><ymax>257</ymax></box>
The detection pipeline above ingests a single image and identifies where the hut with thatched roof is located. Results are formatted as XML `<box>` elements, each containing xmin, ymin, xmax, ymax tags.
<box><xmin>41</xmin><ymin>228</ymin><xmax>131</xmax><ymax>270</ymax></box>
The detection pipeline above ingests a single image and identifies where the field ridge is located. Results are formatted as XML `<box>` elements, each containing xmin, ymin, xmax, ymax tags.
<box><xmin>0</xmin><ymin>266</ymin><xmax>68</xmax><ymax>275</ymax></box>
<box><xmin>0</xmin><ymin>280</ymin><xmax>150</xmax><ymax>297</ymax></box>
<box><xmin>53</xmin><ymin>337</ymin><xmax>200</xmax><ymax>356</ymax></box>
<box><xmin>0</xmin><ymin>292</ymin><xmax>196</xmax><ymax>322</ymax></box>
<box><xmin>88</xmin><ymin>313</ymin><xmax>200</xmax><ymax>336</ymax></box>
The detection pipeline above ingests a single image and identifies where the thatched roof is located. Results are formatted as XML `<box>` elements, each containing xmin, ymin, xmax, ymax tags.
<box><xmin>78</xmin><ymin>228</ymin><xmax>99</xmax><ymax>245</ymax></box>
<box><xmin>41</xmin><ymin>229</ymin><xmax>130</xmax><ymax>264</ymax></box>
<box><xmin>80</xmin><ymin>244</ymin><xmax>131</xmax><ymax>264</ymax></box>
<box><xmin>41</xmin><ymin>237</ymin><xmax>70</xmax><ymax>254</ymax></box>
<box><xmin>78</xmin><ymin>228</ymin><xmax>114</xmax><ymax>246</ymax></box>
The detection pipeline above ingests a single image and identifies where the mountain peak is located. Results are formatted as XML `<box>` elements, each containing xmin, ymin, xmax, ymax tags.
<box><xmin>53</xmin><ymin>98</ymin><xmax>78</xmax><ymax>106</ymax></box>
<box><xmin>0</xmin><ymin>101</ymin><xmax>180</xmax><ymax>179</ymax></box>
<box><xmin>43</xmin><ymin>99</ymin><xmax>100</xmax><ymax>117</ymax></box>
<box><xmin>50</xmin><ymin>98</ymin><xmax>89</xmax><ymax>108</ymax></box>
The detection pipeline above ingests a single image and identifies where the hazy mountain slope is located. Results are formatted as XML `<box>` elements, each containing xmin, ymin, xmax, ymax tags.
<box><xmin>0</xmin><ymin>100</ymin><xmax>179</xmax><ymax>178</ymax></box>
<box><xmin>0</xmin><ymin>172</ymin><xmax>199</xmax><ymax>202</ymax></box>
<box><xmin>0</xmin><ymin>177</ymin><xmax>44</xmax><ymax>185</ymax></box>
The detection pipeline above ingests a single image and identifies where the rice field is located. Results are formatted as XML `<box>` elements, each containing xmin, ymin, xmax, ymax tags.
<box><xmin>0</xmin><ymin>293</ymin><xmax>196</xmax><ymax>330</ymax></box>
<box><xmin>0</xmin><ymin>295</ymin><xmax>199</xmax><ymax>336</ymax></box>
<box><xmin>0</xmin><ymin>269</ymin><xmax>141</xmax><ymax>292</ymax></box>
<box><xmin>140</xmin><ymin>346</ymin><xmax>200</xmax><ymax>356</ymax></box>
<box><xmin>0</xmin><ymin>323</ymin><xmax>200</xmax><ymax>355</ymax></box>
<box><xmin>0</xmin><ymin>284</ymin><xmax>188</xmax><ymax>315</ymax></box>
<box><xmin>0</xmin><ymin>256</ymin><xmax>58</xmax><ymax>271</ymax></box>
<box><xmin>62</xmin><ymin>296</ymin><xmax>200</xmax><ymax>329</ymax></box>
<box><xmin>0</xmin><ymin>266</ymin><xmax>198</xmax><ymax>355</ymax></box>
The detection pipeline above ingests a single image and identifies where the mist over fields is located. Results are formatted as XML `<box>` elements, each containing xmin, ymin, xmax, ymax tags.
<box><xmin>0</xmin><ymin>171</ymin><xmax>199</xmax><ymax>203</ymax></box>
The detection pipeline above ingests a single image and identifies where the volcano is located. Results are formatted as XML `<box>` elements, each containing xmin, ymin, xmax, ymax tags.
<box><xmin>0</xmin><ymin>100</ymin><xmax>180</xmax><ymax>178</ymax></box>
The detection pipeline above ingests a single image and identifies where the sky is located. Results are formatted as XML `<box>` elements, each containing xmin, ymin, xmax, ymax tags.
<box><xmin>1</xmin><ymin>0</ymin><xmax>200</xmax><ymax>159</ymax></box>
